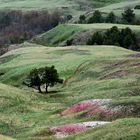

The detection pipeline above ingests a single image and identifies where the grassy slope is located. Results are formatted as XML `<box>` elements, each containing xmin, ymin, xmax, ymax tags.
<box><xmin>0</xmin><ymin>45</ymin><xmax>140</xmax><ymax>139</ymax></box>
<box><xmin>0</xmin><ymin>134</ymin><xmax>15</xmax><ymax>140</ymax></box>
<box><xmin>66</xmin><ymin>118</ymin><xmax>140</xmax><ymax>140</ymax></box>
<box><xmin>95</xmin><ymin>0</ymin><xmax>140</xmax><ymax>16</ymax></box>
<box><xmin>98</xmin><ymin>0</ymin><xmax>140</xmax><ymax>16</ymax></box>
<box><xmin>0</xmin><ymin>0</ymin><xmax>130</xmax><ymax>15</ymax></box>
<box><xmin>32</xmin><ymin>23</ymin><xmax>140</xmax><ymax>46</ymax></box>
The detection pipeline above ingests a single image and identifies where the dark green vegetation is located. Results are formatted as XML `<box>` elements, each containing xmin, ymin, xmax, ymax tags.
<box><xmin>87</xmin><ymin>26</ymin><xmax>138</xmax><ymax>50</ymax></box>
<box><xmin>32</xmin><ymin>23</ymin><xmax>140</xmax><ymax>50</ymax></box>
<box><xmin>80</xmin><ymin>8</ymin><xmax>139</xmax><ymax>25</ymax></box>
<box><xmin>26</xmin><ymin>66</ymin><xmax>63</xmax><ymax>93</ymax></box>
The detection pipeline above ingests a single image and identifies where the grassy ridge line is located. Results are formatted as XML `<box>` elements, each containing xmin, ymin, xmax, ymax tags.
<box><xmin>71</xmin><ymin>0</ymin><xmax>140</xmax><ymax>23</ymax></box>
<box><xmin>70</xmin><ymin>23</ymin><xmax>140</xmax><ymax>31</ymax></box>
<box><xmin>0</xmin><ymin>0</ymin><xmax>129</xmax><ymax>11</ymax></box>
<box><xmin>98</xmin><ymin>0</ymin><xmax>140</xmax><ymax>11</ymax></box>
<box><xmin>32</xmin><ymin>23</ymin><xmax>140</xmax><ymax>46</ymax></box>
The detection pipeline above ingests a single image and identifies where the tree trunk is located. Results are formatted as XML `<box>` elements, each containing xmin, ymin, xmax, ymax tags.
<box><xmin>38</xmin><ymin>86</ymin><xmax>42</xmax><ymax>93</ymax></box>
<box><xmin>45</xmin><ymin>85</ymin><xmax>49</xmax><ymax>93</ymax></box>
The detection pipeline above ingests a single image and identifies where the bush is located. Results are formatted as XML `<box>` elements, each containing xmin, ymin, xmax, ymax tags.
<box><xmin>88</xmin><ymin>10</ymin><xmax>103</xmax><ymax>23</ymax></box>
<box><xmin>66</xmin><ymin>15</ymin><xmax>73</xmax><ymax>21</ymax></box>
<box><xmin>135</xmin><ymin>5</ymin><xmax>140</xmax><ymax>9</ymax></box>
<box><xmin>106</xmin><ymin>12</ymin><xmax>116</xmax><ymax>23</ymax></box>
<box><xmin>87</xmin><ymin>32</ymin><xmax>103</xmax><ymax>45</ymax></box>
<box><xmin>66</xmin><ymin>39</ymin><xmax>73</xmax><ymax>46</ymax></box>
<box><xmin>122</xmin><ymin>8</ymin><xmax>135</xmax><ymax>24</ymax></box>
<box><xmin>87</xmin><ymin>26</ymin><xmax>138</xmax><ymax>50</ymax></box>
<box><xmin>79</xmin><ymin>15</ymin><xmax>86</xmax><ymax>23</ymax></box>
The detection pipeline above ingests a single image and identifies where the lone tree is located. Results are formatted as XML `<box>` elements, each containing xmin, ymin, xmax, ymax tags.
<box><xmin>27</xmin><ymin>66</ymin><xmax>63</xmax><ymax>93</ymax></box>
<box><xmin>122</xmin><ymin>8</ymin><xmax>135</xmax><ymax>24</ymax></box>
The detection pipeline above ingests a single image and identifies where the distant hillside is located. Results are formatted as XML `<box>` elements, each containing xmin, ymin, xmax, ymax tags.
<box><xmin>0</xmin><ymin>0</ymin><xmax>135</xmax><ymax>15</ymax></box>
<box><xmin>32</xmin><ymin>23</ymin><xmax>140</xmax><ymax>46</ymax></box>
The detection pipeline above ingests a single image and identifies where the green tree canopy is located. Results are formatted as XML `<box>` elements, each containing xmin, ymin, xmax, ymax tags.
<box><xmin>27</xmin><ymin>66</ymin><xmax>63</xmax><ymax>93</ymax></box>
<box><xmin>106</xmin><ymin>12</ymin><xmax>116</xmax><ymax>23</ymax></box>
<box><xmin>88</xmin><ymin>10</ymin><xmax>103</xmax><ymax>23</ymax></box>
<box><xmin>122</xmin><ymin>8</ymin><xmax>135</xmax><ymax>24</ymax></box>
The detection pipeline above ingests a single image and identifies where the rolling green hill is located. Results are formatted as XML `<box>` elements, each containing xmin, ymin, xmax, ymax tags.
<box><xmin>32</xmin><ymin>23</ymin><xmax>140</xmax><ymax>46</ymax></box>
<box><xmin>0</xmin><ymin>45</ymin><xmax>140</xmax><ymax>139</ymax></box>
<box><xmin>0</xmin><ymin>0</ymin><xmax>138</xmax><ymax>16</ymax></box>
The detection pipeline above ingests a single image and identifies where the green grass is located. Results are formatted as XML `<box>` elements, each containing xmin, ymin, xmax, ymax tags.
<box><xmin>82</xmin><ymin>0</ymin><xmax>140</xmax><ymax>21</ymax></box>
<box><xmin>0</xmin><ymin>134</ymin><xmax>14</xmax><ymax>140</ymax></box>
<box><xmin>0</xmin><ymin>45</ymin><xmax>134</xmax><ymax>86</ymax></box>
<box><xmin>66</xmin><ymin>118</ymin><xmax>140</xmax><ymax>140</ymax></box>
<box><xmin>32</xmin><ymin>23</ymin><xmax>140</xmax><ymax>46</ymax></box>
<box><xmin>0</xmin><ymin>0</ymin><xmax>130</xmax><ymax>15</ymax></box>
<box><xmin>0</xmin><ymin>45</ymin><xmax>140</xmax><ymax>139</ymax></box>
<box><xmin>32</xmin><ymin>24</ymin><xmax>84</xmax><ymax>47</ymax></box>
<box><xmin>98</xmin><ymin>0</ymin><xmax>140</xmax><ymax>12</ymax></box>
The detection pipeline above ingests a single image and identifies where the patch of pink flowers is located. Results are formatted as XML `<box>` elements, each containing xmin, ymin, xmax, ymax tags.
<box><xmin>51</xmin><ymin>124</ymin><xmax>87</xmax><ymax>135</ymax></box>
<box><xmin>62</xmin><ymin>101</ymin><xmax>96</xmax><ymax>116</ymax></box>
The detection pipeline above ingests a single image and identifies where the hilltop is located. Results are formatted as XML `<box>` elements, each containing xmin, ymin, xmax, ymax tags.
<box><xmin>0</xmin><ymin>0</ymin><xmax>135</xmax><ymax>15</ymax></box>
<box><xmin>32</xmin><ymin>23</ymin><xmax>140</xmax><ymax>46</ymax></box>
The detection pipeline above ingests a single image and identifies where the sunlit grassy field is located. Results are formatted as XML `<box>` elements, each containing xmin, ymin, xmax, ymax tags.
<box><xmin>0</xmin><ymin>45</ymin><xmax>140</xmax><ymax>139</ymax></box>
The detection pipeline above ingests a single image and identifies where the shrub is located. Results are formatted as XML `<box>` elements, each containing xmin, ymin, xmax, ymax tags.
<box><xmin>79</xmin><ymin>15</ymin><xmax>86</xmax><ymax>23</ymax></box>
<box><xmin>86</xmin><ymin>26</ymin><xmax>138</xmax><ymax>50</ymax></box>
<box><xmin>88</xmin><ymin>10</ymin><xmax>103</xmax><ymax>23</ymax></box>
<box><xmin>66</xmin><ymin>39</ymin><xmax>73</xmax><ymax>46</ymax></box>
<box><xmin>135</xmin><ymin>5</ymin><xmax>140</xmax><ymax>9</ymax></box>
<box><xmin>106</xmin><ymin>12</ymin><xmax>116</xmax><ymax>23</ymax></box>
<box><xmin>122</xmin><ymin>8</ymin><xmax>135</xmax><ymax>24</ymax></box>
